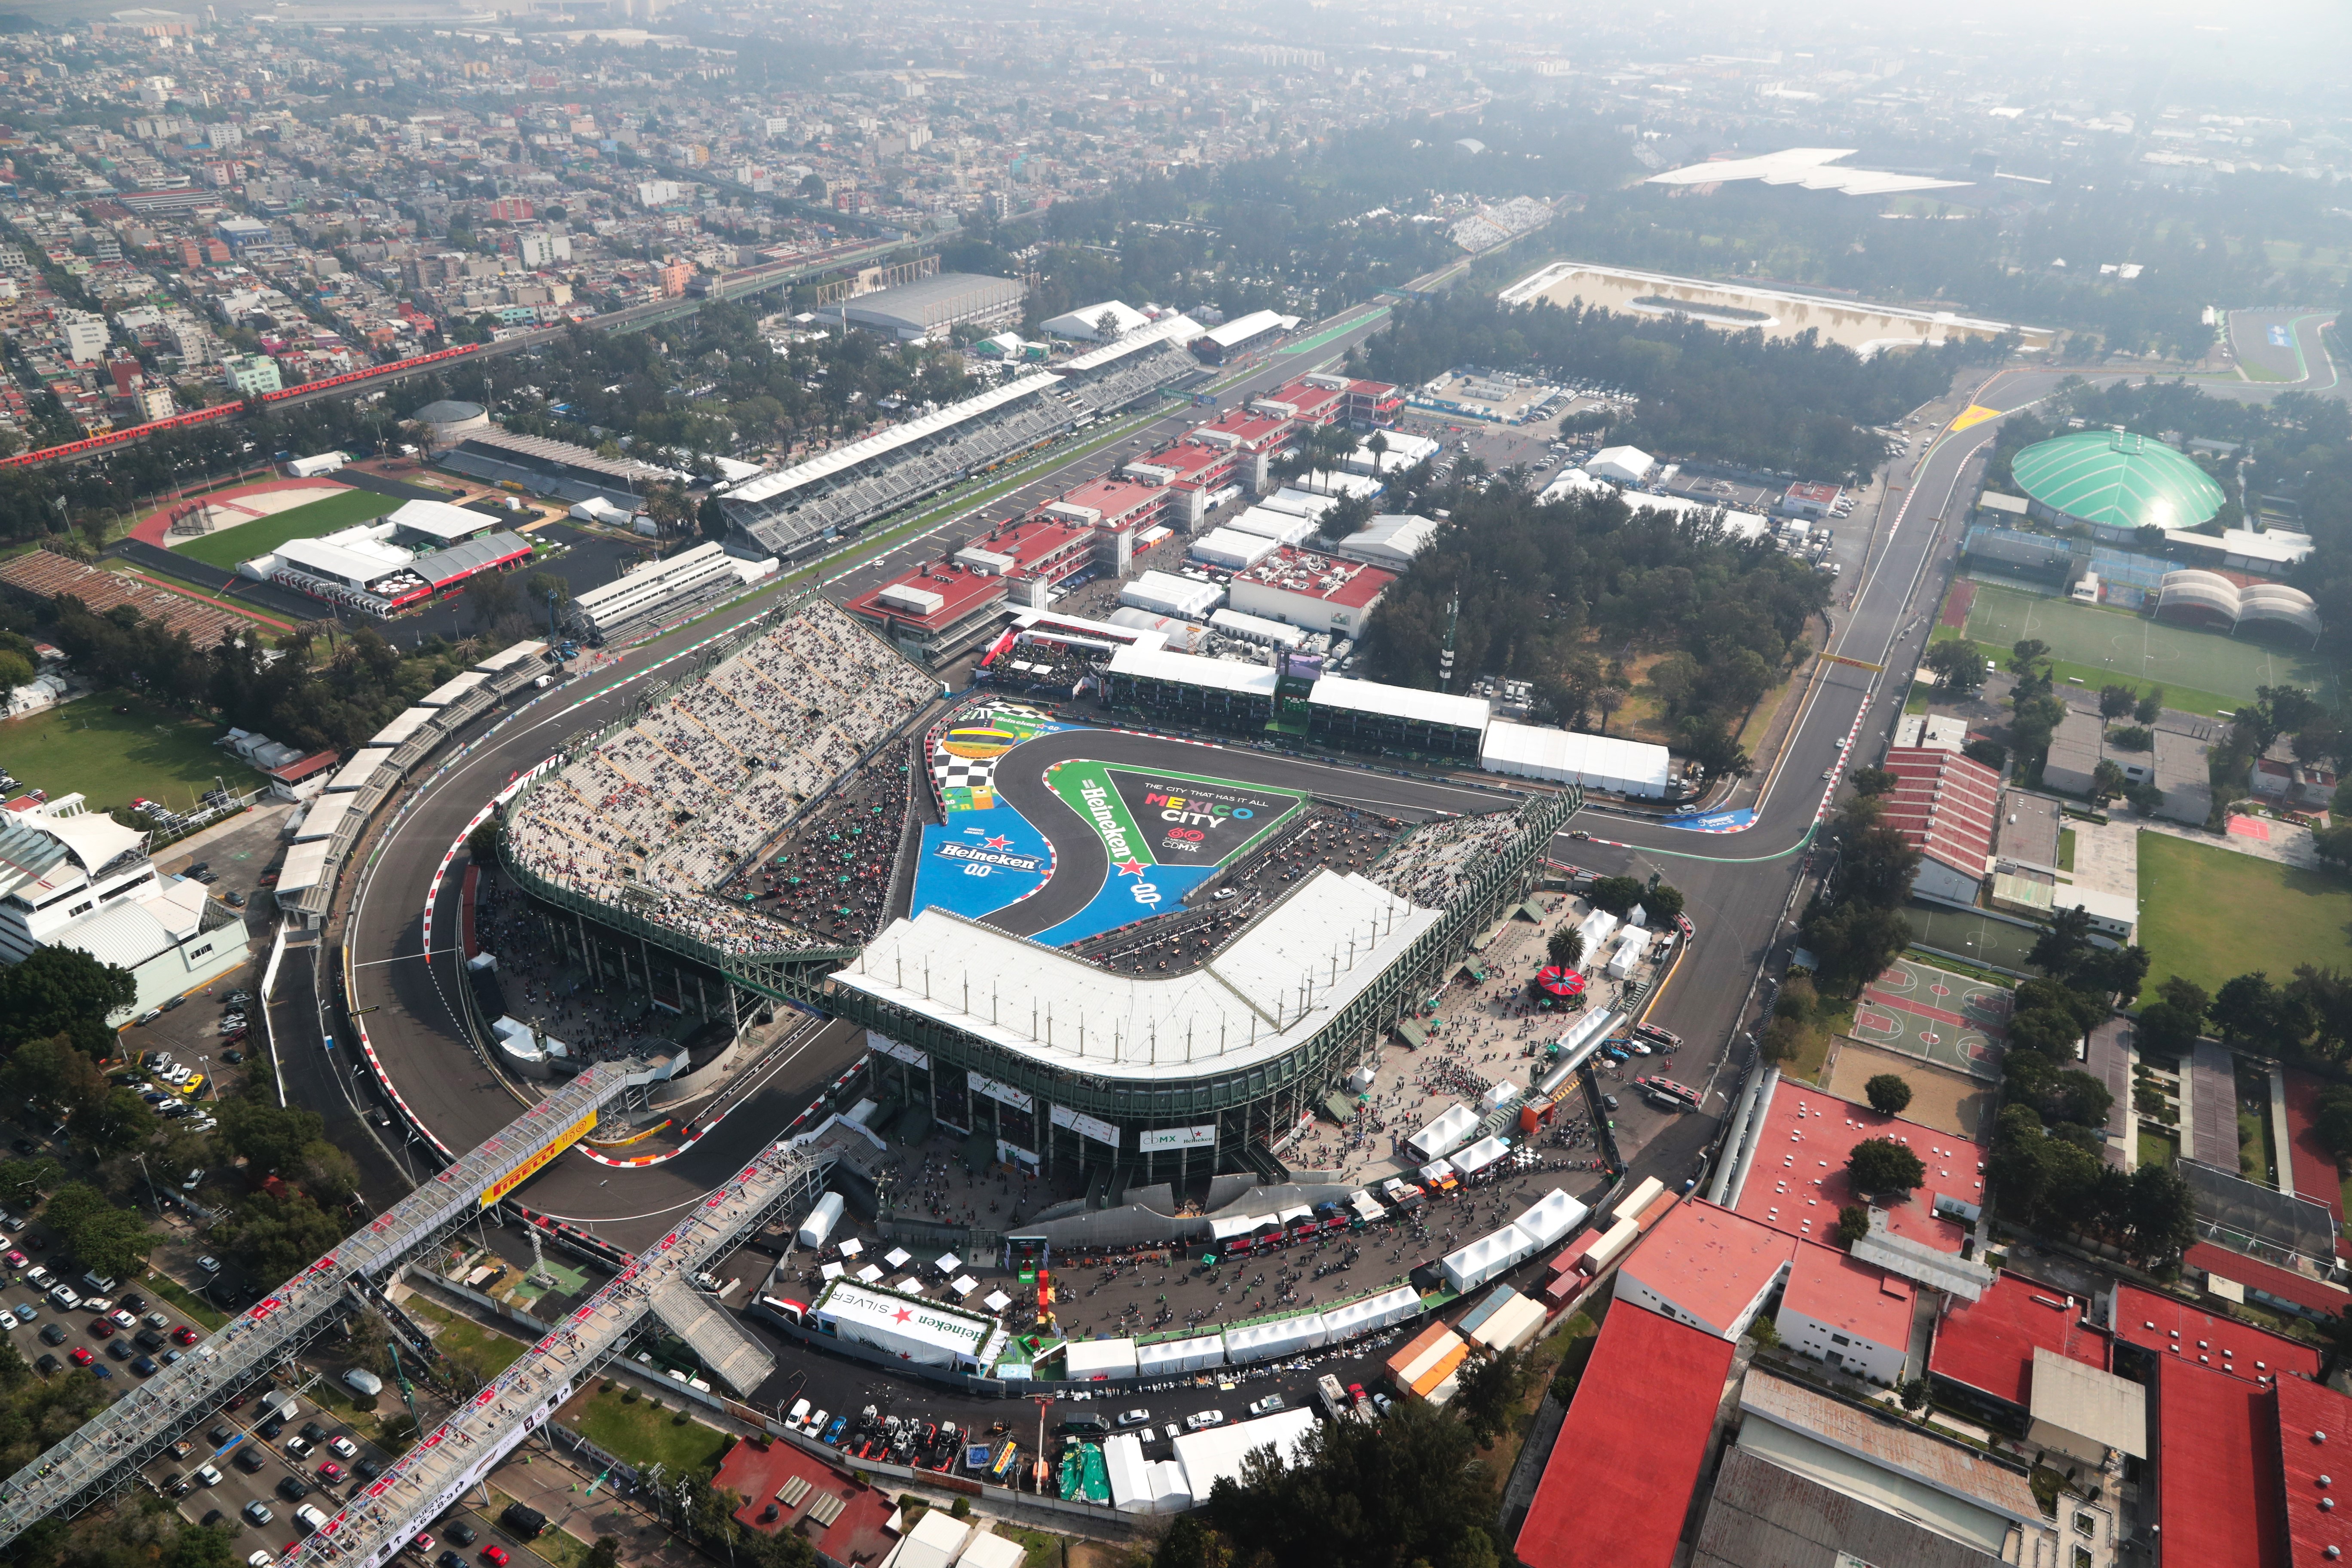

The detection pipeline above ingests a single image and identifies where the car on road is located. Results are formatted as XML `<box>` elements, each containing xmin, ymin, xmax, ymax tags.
<box><xmin>242</xmin><ymin>1502</ymin><xmax>273</xmax><ymax>1527</ymax></box>
<box><xmin>37</xmin><ymin>1324</ymin><xmax>63</xmax><ymax>1346</ymax></box>
<box><xmin>131</xmin><ymin>1355</ymin><xmax>158</xmax><ymax>1376</ymax></box>
<box><xmin>444</xmin><ymin>1525</ymin><xmax>476</xmax><ymax>1547</ymax></box>
<box><xmin>33</xmin><ymin>1354</ymin><xmax>58</xmax><ymax>1376</ymax></box>
<box><xmin>276</xmin><ymin>1477</ymin><xmax>309</xmax><ymax>1502</ymax></box>
<box><xmin>328</xmin><ymin>1435</ymin><xmax>355</xmax><ymax>1459</ymax></box>
<box><xmin>67</xmin><ymin>1346</ymin><xmax>92</xmax><ymax>1366</ymax></box>
<box><xmin>1183</xmin><ymin>1411</ymin><xmax>1225</xmax><ymax>1430</ymax></box>
<box><xmin>317</xmin><ymin>1463</ymin><xmax>343</xmax><ymax>1483</ymax></box>
<box><xmin>89</xmin><ymin>1319</ymin><xmax>113</xmax><ymax>1338</ymax></box>
<box><xmin>193</xmin><ymin>1464</ymin><xmax>221</xmax><ymax>1487</ymax></box>
<box><xmin>174</xmin><ymin>1326</ymin><xmax>200</xmax><ymax>1346</ymax></box>
<box><xmin>1247</xmin><ymin>1395</ymin><xmax>1285</xmax><ymax>1417</ymax></box>
<box><xmin>412</xmin><ymin>1534</ymin><xmax>434</xmax><ymax>1556</ymax></box>
<box><xmin>437</xmin><ymin>1554</ymin><xmax>466</xmax><ymax>1568</ymax></box>
<box><xmin>481</xmin><ymin>1549</ymin><xmax>509</xmax><ymax>1566</ymax></box>
<box><xmin>284</xmin><ymin>1434</ymin><xmax>312</xmax><ymax>1459</ymax></box>
<box><xmin>234</xmin><ymin>1449</ymin><xmax>266</xmax><ymax>1474</ymax></box>
<box><xmin>111</xmin><ymin>1309</ymin><xmax>137</xmax><ymax>1331</ymax></box>
<box><xmin>1115</xmin><ymin>1409</ymin><xmax>1152</xmax><ymax>1429</ymax></box>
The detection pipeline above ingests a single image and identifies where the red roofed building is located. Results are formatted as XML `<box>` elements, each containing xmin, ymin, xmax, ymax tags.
<box><xmin>1877</xmin><ymin>745</ymin><xmax>2001</xmax><ymax>905</ymax></box>
<box><xmin>2284</xmin><ymin>1068</ymin><xmax>2350</xmax><ymax>1259</ymax></box>
<box><xmin>2275</xmin><ymin>1375</ymin><xmax>2352</xmax><ymax>1567</ymax></box>
<box><xmin>1515</xmin><ymin>1301</ymin><xmax>1737</xmax><ymax>1568</ymax></box>
<box><xmin>1249</xmin><ymin>374</ymin><xmax>1349</xmax><ymax>427</ymax></box>
<box><xmin>1344</xmin><ymin>377</ymin><xmax>1404</xmax><ymax>426</ymax></box>
<box><xmin>1774</xmin><ymin>1241</ymin><xmax>1913</xmax><ymax>1386</ymax></box>
<box><xmin>952</xmin><ymin>517</ymin><xmax>1094</xmax><ymax>591</ymax></box>
<box><xmin>2187</xmin><ymin>1240</ymin><xmax>2352</xmax><ymax>1322</ymax></box>
<box><xmin>2106</xmin><ymin>1281</ymin><xmax>2321</xmax><ymax>1387</ymax></box>
<box><xmin>1928</xmin><ymin>1270</ymin><xmax>2109</xmax><ymax>1414</ymax></box>
<box><xmin>1612</xmin><ymin>1198</ymin><xmax>1794</xmax><ymax>1340</ymax></box>
<box><xmin>2155</xmin><ymin>1355</ymin><xmax>2287</xmax><ymax>1568</ymax></box>
<box><xmin>712</xmin><ymin>1436</ymin><xmax>897</xmax><ymax>1565</ymax></box>
<box><xmin>263</xmin><ymin>749</ymin><xmax>342</xmax><ymax>802</ymax></box>
<box><xmin>1035</xmin><ymin>475</ymin><xmax>1172</xmax><ymax>574</ymax></box>
<box><xmin>842</xmin><ymin>560</ymin><xmax>1013</xmax><ymax>666</ymax></box>
<box><xmin>1729</xmin><ymin>1081</ymin><xmax>1982</xmax><ymax>1254</ymax></box>
<box><xmin>1122</xmin><ymin>441</ymin><xmax>1240</xmax><ymax>528</ymax></box>
<box><xmin>1226</xmin><ymin>546</ymin><xmax>1396</xmax><ymax>637</ymax></box>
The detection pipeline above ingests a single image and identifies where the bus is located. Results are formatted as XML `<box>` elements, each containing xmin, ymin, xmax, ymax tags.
<box><xmin>1635</xmin><ymin>1076</ymin><xmax>1701</xmax><ymax>1111</ymax></box>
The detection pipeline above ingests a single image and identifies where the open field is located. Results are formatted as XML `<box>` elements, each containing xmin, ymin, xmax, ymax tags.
<box><xmin>558</xmin><ymin>1381</ymin><xmax>732</xmax><ymax>1474</ymax></box>
<box><xmin>1959</xmin><ymin>579</ymin><xmax>2336</xmax><ymax>716</ymax></box>
<box><xmin>0</xmin><ymin>692</ymin><xmax>263</xmax><ymax>814</ymax></box>
<box><xmin>172</xmin><ymin>488</ymin><xmax>401</xmax><ymax>568</ymax></box>
<box><xmin>2138</xmin><ymin>833</ymin><xmax>2352</xmax><ymax>1000</ymax></box>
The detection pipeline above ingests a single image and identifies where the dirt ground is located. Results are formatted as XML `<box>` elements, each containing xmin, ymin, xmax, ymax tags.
<box><xmin>1824</xmin><ymin>1040</ymin><xmax>1994</xmax><ymax>1141</ymax></box>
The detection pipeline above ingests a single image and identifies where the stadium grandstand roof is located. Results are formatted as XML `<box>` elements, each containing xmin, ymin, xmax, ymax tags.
<box><xmin>1198</xmin><ymin>309</ymin><xmax>1299</xmax><ymax>349</ymax></box>
<box><xmin>1309</xmin><ymin>674</ymin><xmax>1490</xmax><ymax>735</ymax></box>
<box><xmin>1645</xmin><ymin>147</ymin><xmax>1970</xmax><ymax>196</ymax></box>
<box><xmin>1053</xmin><ymin>314</ymin><xmax>1206</xmax><ymax>372</ymax></box>
<box><xmin>821</xmin><ymin>272</ymin><xmax>1025</xmax><ymax>337</ymax></box>
<box><xmin>834</xmin><ymin>867</ymin><xmax>1442</xmax><ymax>1081</ymax></box>
<box><xmin>454</xmin><ymin>426</ymin><xmax>686</xmax><ymax>485</ymax></box>
<box><xmin>725</xmin><ymin>375</ymin><xmax>1061</xmax><ymax>506</ymax></box>
<box><xmin>2010</xmin><ymin>430</ymin><xmax>2226</xmax><ymax>533</ymax></box>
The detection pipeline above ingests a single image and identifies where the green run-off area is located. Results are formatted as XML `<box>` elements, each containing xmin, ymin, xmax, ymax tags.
<box><xmin>1043</xmin><ymin>759</ymin><xmax>1304</xmax><ymax>870</ymax></box>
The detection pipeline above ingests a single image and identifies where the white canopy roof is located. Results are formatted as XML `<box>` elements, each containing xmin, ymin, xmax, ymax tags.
<box><xmin>1441</xmin><ymin>1223</ymin><xmax>1534</xmax><ymax>1293</ymax></box>
<box><xmin>1061</xmin><ymin>1337</ymin><xmax>1139</xmax><ymax>1380</ymax></box>
<box><xmin>1222</xmin><ymin>1311</ymin><xmax>1328</xmax><ymax>1363</ymax></box>
<box><xmin>1320</xmin><ymin>1285</ymin><xmax>1422</xmax><ymax>1340</ymax></box>
<box><xmin>1408</xmin><ymin>1104</ymin><xmax>1481</xmax><ymax>1162</ymax></box>
<box><xmin>836</xmin><ymin>870</ymin><xmax>1440</xmax><ymax>1082</ymax></box>
<box><xmin>1136</xmin><ymin>1334</ymin><xmax>1226</xmax><ymax>1374</ymax></box>
<box><xmin>1513</xmin><ymin>1189</ymin><xmax>1590</xmax><ymax>1250</ymax></box>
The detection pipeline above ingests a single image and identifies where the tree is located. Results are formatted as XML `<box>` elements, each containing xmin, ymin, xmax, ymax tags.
<box><xmin>1832</xmin><ymin>1204</ymin><xmax>1871</xmax><ymax>1246</ymax></box>
<box><xmin>1453</xmin><ymin>1346</ymin><xmax>1537</xmax><ymax>1447</ymax></box>
<box><xmin>1826</xmin><ymin>796</ymin><xmax>1920</xmax><ymax>908</ymax></box>
<box><xmin>2158</xmin><ymin>975</ymin><xmax>2211</xmax><ymax>1017</ymax></box>
<box><xmin>1849</xmin><ymin>766</ymin><xmax>1897</xmax><ymax>797</ymax></box>
<box><xmin>2125</xmin><ymin>781</ymin><xmax>2165</xmax><ymax>817</ymax></box>
<box><xmin>1640</xmin><ymin>881</ymin><xmax>1686</xmax><ymax>923</ymax></box>
<box><xmin>1592</xmin><ymin>686</ymin><xmax>1625</xmax><ymax>734</ymax></box>
<box><xmin>41</xmin><ymin>1183</ymin><xmax>156</xmax><ymax>1278</ymax></box>
<box><xmin>1545</xmin><ymin>928</ymin><xmax>1584</xmax><ymax>970</ymax></box>
<box><xmin>2120</xmin><ymin>1161</ymin><xmax>2196</xmax><ymax>1265</ymax></box>
<box><xmin>581</xmin><ymin>1540</ymin><xmax>621</xmax><ymax>1568</ymax></box>
<box><xmin>1864</xmin><ymin>1074</ymin><xmax>1914</xmax><ymax>1116</ymax></box>
<box><xmin>2009</xmin><ymin>638</ymin><xmax>2051</xmax><ymax>674</ymax></box>
<box><xmin>1923</xmin><ymin>637</ymin><xmax>1986</xmax><ymax>695</ymax></box>
<box><xmin>2136</xmin><ymin>688</ymin><xmax>2164</xmax><ymax>724</ymax></box>
<box><xmin>1801</xmin><ymin>900</ymin><xmax>1912</xmax><ymax>995</ymax></box>
<box><xmin>2098</xmin><ymin>684</ymin><xmax>2138</xmax><ymax>720</ymax></box>
<box><xmin>2210</xmin><ymin>972</ymin><xmax>2303</xmax><ymax>1057</ymax></box>
<box><xmin>0</xmin><ymin>946</ymin><xmax>137</xmax><ymax>1048</ymax></box>
<box><xmin>1155</xmin><ymin>1518</ymin><xmax>1231</xmax><ymax>1568</ymax></box>
<box><xmin>2134</xmin><ymin>999</ymin><xmax>2202</xmax><ymax>1057</ymax></box>
<box><xmin>2291</xmin><ymin>967</ymin><xmax>2352</xmax><ymax>1060</ymax></box>
<box><xmin>1584</xmin><ymin>876</ymin><xmax>1645</xmax><ymax>916</ymax></box>
<box><xmin>2029</xmin><ymin>905</ymin><xmax>2096</xmax><ymax>981</ymax></box>
<box><xmin>2089</xmin><ymin>759</ymin><xmax>2128</xmax><ymax>807</ymax></box>
<box><xmin>1847</xmin><ymin>1137</ymin><xmax>1926</xmax><ymax>1196</ymax></box>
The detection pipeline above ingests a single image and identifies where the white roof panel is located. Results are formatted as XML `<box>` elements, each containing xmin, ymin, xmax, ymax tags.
<box><xmin>472</xmin><ymin>641</ymin><xmax>548</xmax><ymax>674</ymax></box>
<box><xmin>291</xmin><ymin>790</ymin><xmax>357</xmax><ymax>843</ymax></box>
<box><xmin>1309</xmin><ymin>675</ymin><xmax>1491</xmax><ymax>735</ymax></box>
<box><xmin>1409</xmin><ymin>1104</ymin><xmax>1481</xmax><ymax>1162</ymax></box>
<box><xmin>387</xmin><ymin>497</ymin><xmax>491</xmax><ymax>542</ymax></box>
<box><xmin>1061</xmin><ymin>1337</ymin><xmax>1139</xmax><ymax>1379</ymax></box>
<box><xmin>1173</xmin><ymin>1407</ymin><xmax>1316</xmax><ymax>1501</ymax></box>
<box><xmin>274</xmin><ymin>837</ymin><xmax>334</xmax><ymax>894</ymax></box>
<box><xmin>724</xmin><ymin>376</ymin><xmax>1060</xmax><ymax>505</ymax></box>
<box><xmin>324</xmin><ymin>747</ymin><xmax>395</xmax><ymax>793</ymax></box>
<box><xmin>1513</xmin><ymin>1189</ymin><xmax>1590</xmax><ymax>1250</ymax></box>
<box><xmin>418</xmin><ymin>671</ymin><xmax>491</xmax><ymax>707</ymax></box>
<box><xmin>369</xmin><ymin>707</ymin><xmax>438</xmax><ymax>748</ymax></box>
<box><xmin>1054</xmin><ymin>313</ymin><xmax>1204</xmax><ymax>369</ymax></box>
<box><xmin>1105</xmin><ymin>645</ymin><xmax>1280</xmax><ymax>698</ymax></box>
<box><xmin>835</xmin><ymin>870</ymin><xmax>1440</xmax><ymax>1082</ymax></box>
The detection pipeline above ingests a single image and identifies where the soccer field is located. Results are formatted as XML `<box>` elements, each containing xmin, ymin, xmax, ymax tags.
<box><xmin>1959</xmin><ymin>580</ymin><xmax>2336</xmax><ymax>714</ymax></box>
<box><xmin>172</xmin><ymin>489</ymin><xmax>401</xmax><ymax>568</ymax></box>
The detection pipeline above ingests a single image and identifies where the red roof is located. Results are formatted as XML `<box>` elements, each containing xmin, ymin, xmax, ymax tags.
<box><xmin>264</xmin><ymin>749</ymin><xmax>341</xmax><ymax>784</ymax></box>
<box><xmin>713</xmin><ymin>1436</ymin><xmax>896</xmax><ymax>1566</ymax></box>
<box><xmin>1045</xmin><ymin>475</ymin><xmax>1164</xmax><ymax>529</ymax></box>
<box><xmin>967</xmin><ymin>517</ymin><xmax>1093</xmax><ymax>575</ymax></box>
<box><xmin>1731</xmin><ymin>1082</ymin><xmax>1980</xmax><ymax>1254</ymax></box>
<box><xmin>2109</xmin><ymin>1283</ymin><xmax>2321</xmax><ymax>1385</ymax></box>
<box><xmin>1189</xmin><ymin>409</ymin><xmax>1292</xmax><ymax>452</ymax></box>
<box><xmin>1254</xmin><ymin>377</ymin><xmax>1346</xmax><ymax>421</ymax></box>
<box><xmin>2283</xmin><ymin>1069</ymin><xmax>2348</xmax><ymax>1256</ymax></box>
<box><xmin>2158</xmin><ymin>1356</ymin><xmax>2286</xmax><ymax>1568</ymax></box>
<box><xmin>1876</xmin><ymin>746</ymin><xmax>2001</xmax><ymax>880</ymax></box>
<box><xmin>842</xmin><ymin>562</ymin><xmax>1007</xmax><ymax>633</ymax></box>
<box><xmin>1516</xmin><ymin>1304</ymin><xmax>1736</xmax><ymax>1568</ymax></box>
<box><xmin>1927</xmin><ymin>1270</ymin><xmax>2108</xmax><ymax>1407</ymax></box>
<box><xmin>2188</xmin><ymin>1241</ymin><xmax>2352</xmax><ymax>1317</ymax></box>
<box><xmin>1230</xmin><ymin>545</ymin><xmax>1396</xmax><ymax>609</ymax></box>
<box><xmin>1615</xmin><ymin>1199</ymin><xmax>1795</xmax><ymax>1335</ymax></box>
<box><xmin>1127</xmin><ymin>443</ymin><xmax>1231</xmax><ymax>484</ymax></box>
<box><xmin>1780</xmin><ymin>1240</ymin><xmax>1914</xmax><ymax>1351</ymax></box>
<box><xmin>2275</xmin><ymin>1375</ymin><xmax>2352</xmax><ymax>1567</ymax></box>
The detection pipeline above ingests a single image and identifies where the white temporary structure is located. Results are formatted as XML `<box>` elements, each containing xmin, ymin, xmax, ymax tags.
<box><xmin>1479</xmin><ymin>720</ymin><xmax>1674</xmax><ymax>797</ymax></box>
<box><xmin>1222</xmin><ymin>1311</ymin><xmax>1329</xmax><ymax>1363</ymax></box>
<box><xmin>1440</xmin><ymin>1223</ymin><xmax>1534</xmax><ymax>1294</ymax></box>
<box><xmin>1513</xmin><ymin>1189</ymin><xmax>1590</xmax><ymax>1250</ymax></box>
<box><xmin>1409</xmin><ymin>1104</ymin><xmax>1481</xmax><ymax>1162</ymax></box>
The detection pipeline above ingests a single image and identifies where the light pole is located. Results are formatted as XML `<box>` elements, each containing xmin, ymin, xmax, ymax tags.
<box><xmin>131</xmin><ymin>1152</ymin><xmax>163</xmax><ymax>1216</ymax></box>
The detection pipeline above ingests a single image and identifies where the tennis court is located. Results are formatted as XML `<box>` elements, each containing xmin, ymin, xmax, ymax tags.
<box><xmin>1849</xmin><ymin>956</ymin><xmax>2011</xmax><ymax>1081</ymax></box>
<box><xmin>1959</xmin><ymin>579</ymin><xmax>2335</xmax><ymax>712</ymax></box>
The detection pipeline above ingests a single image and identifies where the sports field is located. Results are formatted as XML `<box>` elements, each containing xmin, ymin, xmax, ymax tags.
<box><xmin>2137</xmin><ymin>833</ymin><xmax>2352</xmax><ymax>1001</ymax></box>
<box><xmin>1850</xmin><ymin>956</ymin><xmax>2011</xmax><ymax>1081</ymax></box>
<box><xmin>0</xmin><ymin>691</ymin><xmax>264</xmax><ymax>815</ymax></box>
<box><xmin>1954</xmin><ymin>579</ymin><xmax>2336</xmax><ymax>717</ymax></box>
<box><xmin>172</xmin><ymin>488</ymin><xmax>401</xmax><ymax>568</ymax></box>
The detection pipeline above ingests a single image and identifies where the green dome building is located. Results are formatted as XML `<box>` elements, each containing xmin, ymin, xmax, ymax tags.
<box><xmin>2008</xmin><ymin>429</ymin><xmax>2226</xmax><ymax>536</ymax></box>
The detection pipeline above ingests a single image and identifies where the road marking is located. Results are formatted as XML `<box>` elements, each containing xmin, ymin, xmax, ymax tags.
<box><xmin>1950</xmin><ymin>404</ymin><xmax>2004</xmax><ymax>432</ymax></box>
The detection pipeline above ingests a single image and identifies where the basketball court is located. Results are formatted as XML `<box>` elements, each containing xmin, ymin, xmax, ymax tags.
<box><xmin>1849</xmin><ymin>956</ymin><xmax>2011</xmax><ymax>1080</ymax></box>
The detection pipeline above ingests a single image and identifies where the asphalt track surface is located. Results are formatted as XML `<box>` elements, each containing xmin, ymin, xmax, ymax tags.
<box><xmin>981</xmin><ymin>728</ymin><xmax>1500</xmax><ymax>937</ymax></box>
<box><xmin>337</xmin><ymin>334</ymin><xmax>2340</xmax><ymax>1253</ymax></box>
<box><xmin>335</xmin><ymin>307</ymin><xmax>1403</xmax><ymax>1247</ymax></box>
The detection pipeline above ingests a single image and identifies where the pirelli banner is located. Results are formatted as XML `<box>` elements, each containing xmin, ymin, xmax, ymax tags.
<box><xmin>480</xmin><ymin>1109</ymin><xmax>600</xmax><ymax>1209</ymax></box>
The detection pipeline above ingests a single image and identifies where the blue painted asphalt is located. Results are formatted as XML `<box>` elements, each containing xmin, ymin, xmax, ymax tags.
<box><xmin>910</xmin><ymin>804</ymin><xmax>1056</xmax><ymax>920</ymax></box>
<box><xmin>1029</xmin><ymin>862</ymin><xmax>1222</xmax><ymax>948</ymax></box>
<box><xmin>1657</xmin><ymin>806</ymin><xmax>1759</xmax><ymax>833</ymax></box>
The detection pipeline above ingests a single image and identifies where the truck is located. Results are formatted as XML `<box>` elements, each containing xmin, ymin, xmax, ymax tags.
<box><xmin>1316</xmin><ymin>1374</ymin><xmax>1349</xmax><ymax>1422</ymax></box>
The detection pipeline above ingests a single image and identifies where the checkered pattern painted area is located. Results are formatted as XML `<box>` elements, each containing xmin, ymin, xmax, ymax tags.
<box><xmin>934</xmin><ymin>753</ymin><xmax>1001</xmax><ymax>794</ymax></box>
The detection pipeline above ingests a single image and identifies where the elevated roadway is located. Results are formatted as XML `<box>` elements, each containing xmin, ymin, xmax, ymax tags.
<box><xmin>0</xmin><ymin>1062</ymin><xmax>648</xmax><ymax>1548</ymax></box>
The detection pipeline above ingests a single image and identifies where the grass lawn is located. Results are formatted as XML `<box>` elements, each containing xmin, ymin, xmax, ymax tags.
<box><xmin>172</xmin><ymin>487</ymin><xmax>401</xmax><ymax>568</ymax></box>
<box><xmin>0</xmin><ymin>692</ymin><xmax>263</xmax><ymax>815</ymax></box>
<box><xmin>2137</xmin><ymin>1129</ymin><xmax>2177</xmax><ymax>1169</ymax></box>
<box><xmin>144</xmin><ymin>1271</ymin><xmax>227</xmax><ymax>1330</ymax></box>
<box><xmin>2138</xmin><ymin>833</ymin><xmax>2352</xmax><ymax>1001</ymax></box>
<box><xmin>1960</xmin><ymin>579</ymin><xmax>2336</xmax><ymax>714</ymax></box>
<box><xmin>406</xmin><ymin>1295</ymin><xmax>530</xmax><ymax>1379</ymax></box>
<box><xmin>2058</xmin><ymin>829</ymin><xmax>2076</xmax><ymax>872</ymax></box>
<box><xmin>560</xmin><ymin>1381</ymin><xmax>732</xmax><ymax>1476</ymax></box>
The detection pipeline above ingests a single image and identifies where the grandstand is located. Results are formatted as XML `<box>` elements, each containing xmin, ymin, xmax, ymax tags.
<box><xmin>720</xmin><ymin>375</ymin><xmax>1078</xmax><ymax>561</ymax></box>
<box><xmin>1050</xmin><ymin>315</ymin><xmax>1207</xmax><ymax>416</ymax></box>
<box><xmin>827</xmin><ymin>791</ymin><xmax>1575</xmax><ymax>1174</ymax></box>
<box><xmin>500</xmin><ymin>594</ymin><xmax>941</xmax><ymax>958</ymax></box>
